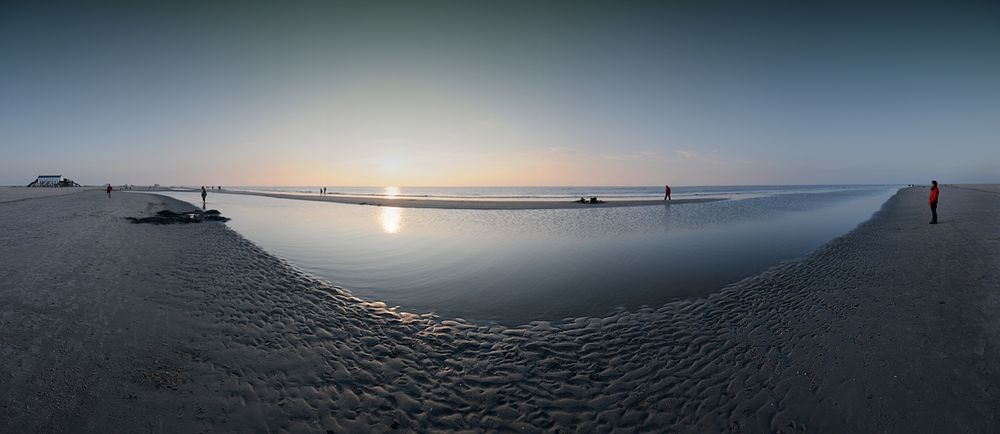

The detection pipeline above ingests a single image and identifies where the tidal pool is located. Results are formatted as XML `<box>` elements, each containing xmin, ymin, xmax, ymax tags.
<box><xmin>156</xmin><ymin>186</ymin><xmax>897</xmax><ymax>325</ymax></box>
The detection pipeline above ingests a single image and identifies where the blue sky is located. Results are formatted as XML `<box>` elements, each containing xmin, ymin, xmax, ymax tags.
<box><xmin>1</xmin><ymin>1</ymin><xmax>998</xmax><ymax>186</ymax></box>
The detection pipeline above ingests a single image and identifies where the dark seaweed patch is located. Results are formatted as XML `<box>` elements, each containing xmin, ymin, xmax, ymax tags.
<box><xmin>127</xmin><ymin>209</ymin><xmax>230</xmax><ymax>225</ymax></box>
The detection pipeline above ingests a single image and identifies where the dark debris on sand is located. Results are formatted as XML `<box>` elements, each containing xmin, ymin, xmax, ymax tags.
<box><xmin>127</xmin><ymin>209</ymin><xmax>230</xmax><ymax>225</ymax></box>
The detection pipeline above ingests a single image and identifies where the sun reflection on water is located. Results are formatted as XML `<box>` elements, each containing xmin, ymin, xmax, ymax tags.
<box><xmin>380</xmin><ymin>207</ymin><xmax>403</xmax><ymax>234</ymax></box>
<box><xmin>384</xmin><ymin>186</ymin><xmax>400</xmax><ymax>198</ymax></box>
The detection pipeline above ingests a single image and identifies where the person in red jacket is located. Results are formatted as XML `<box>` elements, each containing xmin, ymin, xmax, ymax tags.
<box><xmin>928</xmin><ymin>180</ymin><xmax>939</xmax><ymax>224</ymax></box>
<box><xmin>106</xmin><ymin>184</ymin><xmax>112</xmax><ymax>198</ymax></box>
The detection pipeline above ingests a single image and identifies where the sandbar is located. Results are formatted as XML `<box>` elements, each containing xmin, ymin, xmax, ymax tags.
<box><xmin>152</xmin><ymin>188</ymin><xmax>723</xmax><ymax>209</ymax></box>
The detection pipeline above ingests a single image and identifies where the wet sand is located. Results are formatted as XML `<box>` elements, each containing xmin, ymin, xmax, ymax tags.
<box><xmin>155</xmin><ymin>188</ymin><xmax>722</xmax><ymax>210</ymax></box>
<box><xmin>954</xmin><ymin>184</ymin><xmax>1000</xmax><ymax>196</ymax></box>
<box><xmin>1</xmin><ymin>185</ymin><xmax>998</xmax><ymax>432</ymax></box>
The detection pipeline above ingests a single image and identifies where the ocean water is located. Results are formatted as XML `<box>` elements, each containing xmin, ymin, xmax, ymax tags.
<box><xmin>156</xmin><ymin>185</ymin><xmax>898</xmax><ymax>325</ymax></box>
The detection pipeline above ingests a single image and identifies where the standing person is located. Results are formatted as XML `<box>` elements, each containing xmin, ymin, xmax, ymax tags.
<box><xmin>664</xmin><ymin>184</ymin><xmax>671</xmax><ymax>201</ymax></box>
<box><xmin>928</xmin><ymin>180</ymin><xmax>939</xmax><ymax>224</ymax></box>
<box><xmin>201</xmin><ymin>186</ymin><xmax>208</xmax><ymax>207</ymax></box>
<box><xmin>106</xmin><ymin>184</ymin><xmax>112</xmax><ymax>198</ymax></box>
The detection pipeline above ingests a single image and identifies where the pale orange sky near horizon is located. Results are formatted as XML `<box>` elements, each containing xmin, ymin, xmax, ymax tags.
<box><xmin>143</xmin><ymin>144</ymin><xmax>871</xmax><ymax>187</ymax></box>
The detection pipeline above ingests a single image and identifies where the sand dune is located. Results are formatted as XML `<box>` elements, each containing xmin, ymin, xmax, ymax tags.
<box><xmin>1</xmin><ymin>186</ymin><xmax>998</xmax><ymax>432</ymax></box>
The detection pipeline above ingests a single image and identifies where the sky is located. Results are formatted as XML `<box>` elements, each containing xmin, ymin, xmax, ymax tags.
<box><xmin>1</xmin><ymin>1</ymin><xmax>998</xmax><ymax>186</ymax></box>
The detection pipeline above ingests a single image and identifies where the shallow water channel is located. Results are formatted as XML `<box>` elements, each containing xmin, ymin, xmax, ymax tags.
<box><xmin>157</xmin><ymin>187</ymin><xmax>897</xmax><ymax>325</ymax></box>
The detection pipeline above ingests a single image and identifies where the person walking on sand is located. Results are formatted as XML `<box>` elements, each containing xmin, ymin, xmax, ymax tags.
<box><xmin>929</xmin><ymin>180</ymin><xmax>939</xmax><ymax>224</ymax></box>
<box><xmin>664</xmin><ymin>184</ymin><xmax>671</xmax><ymax>201</ymax></box>
<box><xmin>106</xmin><ymin>184</ymin><xmax>112</xmax><ymax>198</ymax></box>
<box><xmin>201</xmin><ymin>186</ymin><xmax>208</xmax><ymax>206</ymax></box>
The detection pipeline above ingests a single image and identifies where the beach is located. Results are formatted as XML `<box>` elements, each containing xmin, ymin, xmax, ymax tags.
<box><xmin>1</xmin><ymin>185</ymin><xmax>998</xmax><ymax>432</ymax></box>
<box><xmin>0</xmin><ymin>186</ymin><xmax>97</xmax><ymax>204</ymax></box>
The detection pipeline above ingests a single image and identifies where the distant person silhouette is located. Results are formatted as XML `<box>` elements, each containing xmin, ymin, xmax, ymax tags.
<box><xmin>664</xmin><ymin>184</ymin><xmax>671</xmax><ymax>201</ymax></box>
<box><xmin>928</xmin><ymin>180</ymin><xmax>939</xmax><ymax>224</ymax></box>
<box><xmin>106</xmin><ymin>184</ymin><xmax>112</xmax><ymax>198</ymax></box>
<box><xmin>201</xmin><ymin>186</ymin><xmax>208</xmax><ymax>208</ymax></box>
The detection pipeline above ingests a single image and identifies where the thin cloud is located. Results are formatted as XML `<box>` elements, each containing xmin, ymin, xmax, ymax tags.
<box><xmin>674</xmin><ymin>149</ymin><xmax>700</xmax><ymax>160</ymax></box>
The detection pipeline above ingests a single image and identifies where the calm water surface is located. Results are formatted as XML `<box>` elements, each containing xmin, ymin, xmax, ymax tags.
<box><xmin>157</xmin><ymin>186</ymin><xmax>897</xmax><ymax>325</ymax></box>
<box><xmin>177</xmin><ymin>185</ymin><xmax>877</xmax><ymax>201</ymax></box>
